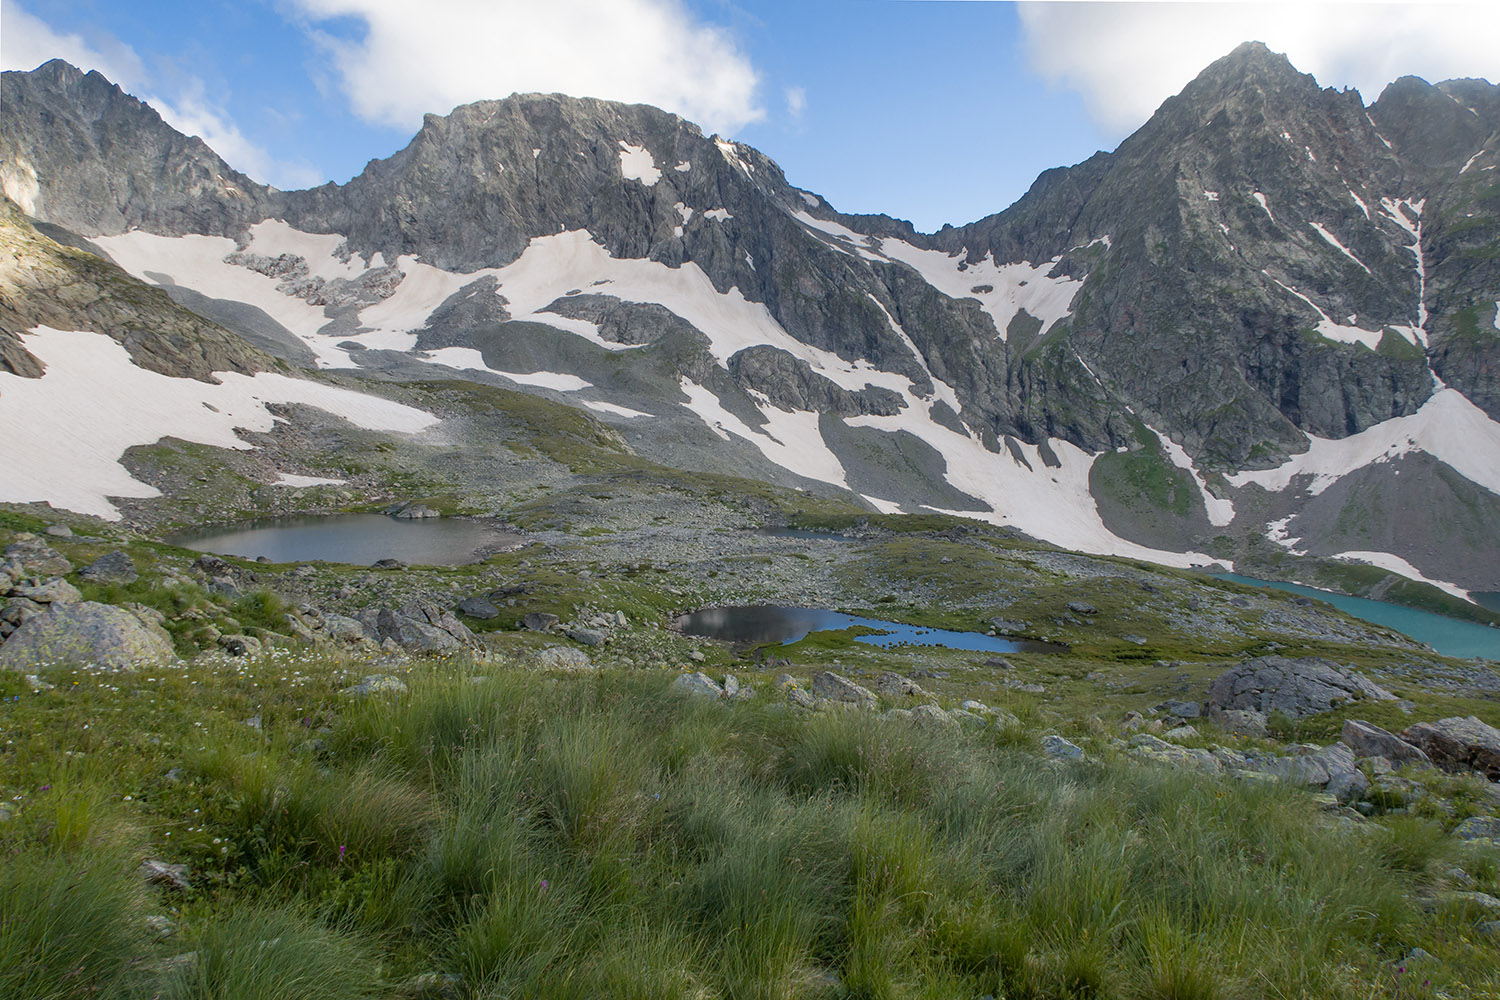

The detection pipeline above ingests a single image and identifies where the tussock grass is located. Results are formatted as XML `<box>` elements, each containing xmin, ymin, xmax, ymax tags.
<box><xmin>3</xmin><ymin>658</ymin><xmax>1498</xmax><ymax>998</ymax></box>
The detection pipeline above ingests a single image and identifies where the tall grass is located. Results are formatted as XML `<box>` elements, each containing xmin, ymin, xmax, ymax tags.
<box><xmin>4</xmin><ymin>662</ymin><xmax>1497</xmax><ymax>998</ymax></box>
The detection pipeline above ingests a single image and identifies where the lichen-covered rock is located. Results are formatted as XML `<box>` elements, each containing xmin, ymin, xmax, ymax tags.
<box><xmin>671</xmin><ymin>671</ymin><xmax>723</xmax><ymax>699</ymax></box>
<box><xmin>79</xmin><ymin>550</ymin><xmax>138</xmax><ymax>584</ymax></box>
<box><xmin>0</xmin><ymin>600</ymin><xmax>173</xmax><ymax>671</ymax></box>
<box><xmin>1041</xmin><ymin>734</ymin><xmax>1084</xmax><ymax>760</ymax></box>
<box><xmin>535</xmin><ymin>646</ymin><xmax>592</xmax><ymax>671</ymax></box>
<box><xmin>372</xmin><ymin>599</ymin><xmax>479</xmax><ymax>653</ymax></box>
<box><xmin>1341</xmin><ymin>719</ymin><xmax>1430</xmax><ymax>765</ymax></box>
<box><xmin>1401</xmin><ymin>717</ymin><xmax>1500</xmax><ymax>780</ymax></box>
<box><xmin>811</xmin><ymin>671</ymin><xmax>877</xmax><ymax>710</ymax></box>
<box><xmin>3</xmin><ymin>536</ymin><xmax>71</xmax><ymax>576</ymax></box>
<box><xmin>1206</xmin><ymin>656</ymin><xmax>1395</xmax><ymax>719</ymax></box>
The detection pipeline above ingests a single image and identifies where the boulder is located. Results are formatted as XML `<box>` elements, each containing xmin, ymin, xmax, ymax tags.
<box><xmin>873</xmin><ymin>671</ymin><xmax>926</xmax><ymax>697</ymax></box>
<box><xmin>3</xmin><ymin>536</ymin><xmax>72</xmax><ymax>576</ymax></box>
<box><xmin>11</xmin><ymin>578</ymin><xmax>82</xmax><ymax>604</ymax></box>
<box><xmin>374</xmin><ymin>600</ymin><xmax>479</xmax><ymax>653</ymax></box>
<box><xmin>566</xmin><ymin>628</ymin><xmax>607</xmax><ymax>647</ymax></box>
<box><xmin>1066</xmin><ymin>601</ymin><xmax>1098</xmax><ymax>615</ymax></box>
<box><xmin>535</xmin><ymin>646</ymin><xmax>592</xmax><ymax>671</ymax></box>
<box><xmin>0</xmin><ymin>601</ymin><xmax>174</xmax><ymax>671</ymax></box>
<box><xmin>456</xmin><ymin>597</ymin><xmax>499</xmax><ymax>619</ymax></box>
<box><xmin>1160</xmin><ymin>700</ymin><xmax>1202</xmax><ymax>719</ymax></box>
<box><xmin>523</xmin><ymin>612</ymin><xmax>560</xmax><ymax>632</ymax></box>
<box><xmin>910</xmin><ymin>704</ymin><xmax>957</xmax><ymax>728</ymax></box>
<box><xmin>371</xmin><ymin>558</ymin><xmax>407</xmax><ymax>570</ymax></box>
<box><xmin>1041</xmin><ymin>734</ymin><xmax>1084</xmax><ymax>760</ymax></box>
<box><xmin>1208</xmin><ymin>707</ymin><xmax>1267</xmax><ymax>737</ymax></box>
<box><xmin>78</xmin><ymin>550</ymin><xmax>138</xmax><ymax>584</ymax></box>
<box><xmin>1205</xmin><ymin>656</ymin><xmax>1396</xmax><ymax>719</ymax></box>
<box><xmin>1453</xmin><ymin>817</ymin><xmax>1500</xmax><ymax>842</ymax></box>
<box><xmin>811</xmin><ymin>671</ymin><xmax>877</xmax><ymax>710</ymax></box>
<box><xmin>776</xmin><ymin>674</ymin><xmax>815</xmax><ymax>709</ymax></box>
<box><xmin>1341</xmin><ymin>719</ymin><xmax>1430</xmax><ymax>766</ymax></box>
<box><xmin>390</xmin><ymin>502</ymin><xmax>440</xmax><ymax>519</ymax></box>
<box><xmin>1400</xmin><ymin>717</ymin><xmax>1500</xmax><ymax>780</ymax></box>
<box><xmin>671</xmin><ymin>672</ymin><xmax>723</xmax><ymax>699</ymax></box>
<box><xmin>1325</xmin><ymin>769</ymin><xmax>1371</xmax><ymax>805</ymax></box>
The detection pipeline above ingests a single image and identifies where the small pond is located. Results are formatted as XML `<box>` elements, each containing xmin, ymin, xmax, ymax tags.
<box><xmin>170</xmin><ymin>513</ymin><xmax>524</xmax><ymax>566</ymax></box>
<box><xmin>1214</xmin><ymin>573</ymin><xmax>1500</xmax><ymax>660</ymax></box>
<box><xmin>673</xmin><ymin>605</ymin><xmax>1066</xmax><ymax>653</ymax></box>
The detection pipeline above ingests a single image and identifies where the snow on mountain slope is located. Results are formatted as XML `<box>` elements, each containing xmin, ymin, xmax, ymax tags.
<box><xmin>0</xmin><ymin>328</ymin><xmax>438</xmax><ymax>519</ymax></box>
<box><xmin>1226</xmin><ymin>386</ymin><xmax>1500</xmax><ymax>498</ymax></box>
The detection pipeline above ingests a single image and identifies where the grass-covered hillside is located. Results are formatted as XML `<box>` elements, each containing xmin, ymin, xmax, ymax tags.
<box><xmin>4</xmin><ymin>650</ymin><xmax>1500</xmax><ymax>1000</ymax></box>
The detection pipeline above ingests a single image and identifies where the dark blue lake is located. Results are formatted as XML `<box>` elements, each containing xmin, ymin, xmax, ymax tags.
<box><xmin>673</xmin><ymin>605</ymin><xmax>1064</xmax><ymax>653</ymax></box>
<box><xmin>1215</xmin><ymin>574</ymin><xmax>1500</xmax><ymax>660</ymax></box>
<box><xmin>171</xmin><ymin>514</ymin><xmax>523</xmax><ymax>566</ymax></box>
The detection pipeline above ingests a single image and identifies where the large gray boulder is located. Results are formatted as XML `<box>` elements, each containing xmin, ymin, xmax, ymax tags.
<box><xmin>1206</xmin><ymin>656</ymin><xmax>1396</xmax><ymax>718</ymax></box>
<box><xmin>811</xmin><ymin>671</ymin><xmax>878</xmax><ymax>710</ymax></box>
<box><xmin>1341</xmin><ymin>719</ymin><xmax>1430</xmax><ymax>765</ymax></box>
<box><xmin>370</xmin><ymin>599</ymin><xmax>479</xmax><ymax>653</ymax></box>
<box><xmin>1400</xmin><ymin>717</ymin><xmax>1500</xmax><ymax>780</ymax></box>
<box><xmin>0</xmin><ymin>601</ymin><xmax>174</xmax><ymax>671</ymax></box>
<box><xmin>4</xmin><ymin>536</ymin><xmax>71</xmax><ymax>576</ymax></box>
<box><xmin>78</xmin><ymin>551</ymin><xmax>138</xmax><ymax>584</ymax></box>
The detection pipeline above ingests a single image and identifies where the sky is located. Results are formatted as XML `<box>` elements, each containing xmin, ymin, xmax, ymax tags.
<box><xmin>4</xmin><ymin>1</ymin><xmax>1498</xmax><ymax>232</ymax></box>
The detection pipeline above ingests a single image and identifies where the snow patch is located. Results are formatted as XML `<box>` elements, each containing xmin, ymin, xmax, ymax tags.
<box><xmin>1204</xmin><ymin>190</ymin><xmax>1219</xmax><ymax>201</ymax></box>
<box><xmin>274</xmin><ymin>473</ymin><xmax>347</xmax><ymax>488</ymax></box>
<box><xmin>792</xmin><ymin>211</ymin><xmax>886</xmax><ymax>262</ymax></box>
<box><xmin>674</xmin><ymin>202</ymin><xmax>694</xmax><ymax>224</ymax></box>
<box><xmin>1252</xmin><ymin>192</ymin><xmax>1275</xmax><ymax>221</ymax></box>
<box><xmin>799</xmin><ymin>191</ymin><xmax>820</xmax><ymax>208</ymax></box>
<box><xmin>1308</xmin><ymin>222</ymin><xmax>1372</xmax><ymax>274</ymax></box>
<box><xmin>1267</xmin><ymin>274</ymin><xmax>1383</xmax><ymax>350</ymax></box>
<box><xmin>0</xmin><ymin>328</ymin><xmax>436</xmax><ymax>519</ymax></box>
<box><xmin>617</xmin><ymin>142</ymin><xmax>661</xmax><ymax>186</ymax></box>
<box><xmin>678</xmin><ymin>378</ymin><xmax>847</xmax><ymax>486</ymax></box>
<box><xmin>1148</xmin><ymin>426</ymin><xmax>1235</xmax><ymax>527</ymax></box>
<box><xmin>1265</xmin><ymin>515</ymin><xmax>1303</xmax><ymax>553</ymax></box>
<box><xmin>1379</xmin><ymin>197</ymin><xmax>1428</xmax><ymax>345</ymax></box>
<box><xmin>703</xmin><ymin>208</ymin><xmax>732</xmax><ymax>222</ymax></box>
<box><xmin>674</xmin><ymin>160</ymin><xmax>691</xmax><ymax>172</ymax></box>
<box><xmin>714</xmin><ymin>138</ymin><xmax>751</xmax><ymax>173</ymax></box>
<box><xmin>419</xmin><ymin>346</ymin><xmax>591</xmax><ymax>390</ymax></box>
<box><xmin>875</xmin><ymin>238</ymin><xmax>1085</xmax><ymax>342</ymax></box>
<box><xmin>1460</xmin><ymin>150</ymin><xmax>1484</xmax><ymax>174</ymax></box>
<box><xmin>1346</xmin><ymin>188</ymin><xmax>1370</xmax><ymax>219</ymax></box>
<box><xmin>1226</xmin><ymin>386</ymin><xmax>1500</xmax><ymax>498</ymax></box>
<box><xmin>1330</xmin><ymin>551</ymin><xmax>1471</xmax><ymax>601</ymax></box>
<box><xmin>579</xmin><ymin>399</ymin><xmax>651</xmax><ymax>419</ymax></box>
<box><xmin>861</xmin><ymin>494</ymin><xmax>903</xmax><ymax>514</ymax></box>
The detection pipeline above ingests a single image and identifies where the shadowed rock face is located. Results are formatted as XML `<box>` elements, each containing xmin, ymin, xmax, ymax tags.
<box><xmin>1206</xmin><ymin>655</ymin><xmax>1397</xmax><ymax>718</ymax></box>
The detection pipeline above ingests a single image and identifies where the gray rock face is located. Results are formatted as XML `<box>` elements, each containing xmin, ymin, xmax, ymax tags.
<box><xmin>1341</xmin><ymin>718</ymin><xmax>1430</xmax><ymax>765</ymax></box>
<box><xmin>372</xmin><ymin>600</ymin><xmax>479</xmax><ymax>653</ymax></box>
<box><xmin>0</xmin><ymin>601</ymin><xmax>174</xmax><ymax>671</ymax></box>
<box><xmin>79</xmin><ymin>550</ymin><xmax>138</xmax><ymax>584</ymax></box>
<box><xmin>456</xmin><ymin>597</ymin><xmax>499</xmax><ymax>619</ymax></box>
<box><xmin>811</xmin><ymin>671</ymin><xmax>878</xmax><ymax>710</ymax></box>
<box><xmin>1206</xmin><ymin>656</ymin><xmax>1396</xmax><ymax>718</ymax></box>
<box><xmin>1400</xmin><ymin>717</ymin><xmax>1500</xmax><ymax>780</ymax></box>
<box><xmin>4</xmin><ymin>536</ymin><xmax>71</xmax><ymax>576</ymax></box>
<box><xmin>671</xmin><ymin>672</ymin><xmax>723</xmax><ymax>699</ymax></box>
<box><xmin>523</xmin><ymin>612</ymin><xmax>560</xmax><ymax>632</ymax></box>
<box><xmin>873</xmin><ymin>671</ymin><xmax>926</xmax><ymax>698</ymax></box>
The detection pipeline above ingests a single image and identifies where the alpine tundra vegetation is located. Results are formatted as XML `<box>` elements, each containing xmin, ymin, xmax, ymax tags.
<box><xmin>2</xmin><ymin>32</ymin><xmax>1499</xmax><ymax>1000</ymax></box>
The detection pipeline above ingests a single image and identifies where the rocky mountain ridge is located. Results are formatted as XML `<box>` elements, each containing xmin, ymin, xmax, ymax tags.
<box><xmin>2</xmin><ymin>44</ymin><xmax>1498</xmax><ymax>594</ymax></box>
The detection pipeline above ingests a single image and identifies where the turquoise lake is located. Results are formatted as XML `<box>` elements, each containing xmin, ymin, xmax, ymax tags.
<box><xmin>673</xmin><ymin>606</ymin><xmax>1065</xmax><ymax>653</ymax></box>
<box><xmin>1215</xmin><ymin>574</ymin><xmax>1500</xmax><ymax>660</ymax></box>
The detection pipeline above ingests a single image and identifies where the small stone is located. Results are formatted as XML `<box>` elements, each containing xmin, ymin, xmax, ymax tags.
<box><xmin>1066</xmin><ymin>601</ymin><xmax>1098</xmax><ymax>615</ymax></box>
<box><xmin>1041</xmin><ymin>734</ymin><xmax>1084</xmax><ymax>760</ymax></box>
<box><xmin>12</xmin><ymin>578</ymin><xmax>83</xmax><ymax>605</ymax></box>
<box><xmin>688</xmin><ymin>650</ymin><xmax>705</xmax><ymax>662</ymax></box>
<box><xmin>342</xmin><ymin>675</ymin><xmax>409</xmax><ymax>697</ymax></box>
<box><xmin>566</xmin><ymin>628</ymin><xmax>607</xmax><ymax>647</ymax></box>
<box><xmin>139</xmin><ymin>859</ymin><xmax>192</xmax><ymax>892</ymax></box>
<box><xmin>535</xmin><ymin>646</ymin><xmax>592</xmax><ymax>671</ymax></box>
<box><xmin>1163</xmin><ymin>725</ymin><xmax>1198</xmax><ymax>740</ymax></box>
<box><xmin>45</xmin><ymin>524</ymin><xmax>73</xmax><ymax>538</ymax></box>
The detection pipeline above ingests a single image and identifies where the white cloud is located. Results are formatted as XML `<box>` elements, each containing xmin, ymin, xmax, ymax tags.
<box><xmin>785</xmin><ymin>85</ymin><xmax>807</xmax><ymax>120</ymax></box>
<box><xmin>288</xmin><ymin>0</ymin><xmax>764</xmax><ymax>134</ymax></box>
<box><xmin>150</xmin><ymin>86</ymin><xmax>324</xmax><ymax>190</ymax></box>
<box><xmin>1018</xmin><ymin>2</ymin><xmax>1500</xmax><ymax>136</ymax></box>
<box><xmin>1</xmin><ymin>1</ymin><xmax>322</xmax><ymax>191</ymax></box>
<box><xmin>0</xmin><ymin>0</ymin><xmax>145</xmax><ymax>87</ymax></box>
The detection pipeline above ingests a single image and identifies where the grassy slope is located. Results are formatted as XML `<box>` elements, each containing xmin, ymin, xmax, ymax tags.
<box><xmin>3</xmin><ymin>657</ymin><xmax>1499</xmax><ymax>1000</ymax></box>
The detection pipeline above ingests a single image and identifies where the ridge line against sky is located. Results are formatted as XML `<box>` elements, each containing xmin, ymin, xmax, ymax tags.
<box><xmin>3</xmin><ymin>0</ymin><xmax>1499</xmax><ymax>231</ymax></box>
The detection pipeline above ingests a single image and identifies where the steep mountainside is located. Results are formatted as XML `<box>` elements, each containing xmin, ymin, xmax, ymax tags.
<box><xmin>2</xmin><ymin>44</ymin><xmax>1497</xmax><ymax>594</ymax></box>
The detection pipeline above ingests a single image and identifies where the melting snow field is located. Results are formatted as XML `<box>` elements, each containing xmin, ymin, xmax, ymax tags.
<box><xmin>1226</xmin><ymin>387</ymin><xmax>1500</xmax><ymax>497</ymax></box>
<box><xmin>420</xmin><ymin>347</ymin><xmax>593</xmax><ymax>390</ymax></box>
<box><xmin>1331</xmin><ymin>551</ymin><xmax>1471</xmax><ymax>601</ymax></box>
<box><xmin>273</xmin><ymin>473</ymin><xmax>347</xmax><ymax>487</ymax></box>
<box><xmin>0</xmin><ymin>328</ymin><xmax>438</xmax><ymax>519</ymax></box>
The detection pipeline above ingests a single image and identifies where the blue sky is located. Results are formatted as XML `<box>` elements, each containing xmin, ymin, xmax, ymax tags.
<box><xmin>5</xmin><ymin>1</ymin><xmax>1498</xmax><ymax>231</ymax></box>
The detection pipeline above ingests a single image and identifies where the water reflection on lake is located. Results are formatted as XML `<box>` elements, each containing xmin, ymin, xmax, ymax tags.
<box><xmin>170</xmin><ymin>513</ymin><xmax>523</xmax><ymax>566</ymax></box>
<box><xmin>1215</xmin><ymin>574</ymin><xmax>1500</xmax><ymax>660</ymax></box>
<box><xmin>673</xmin><ymin>605</ymin><xmax>1065</xmax><ymax>653</ymax></box>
